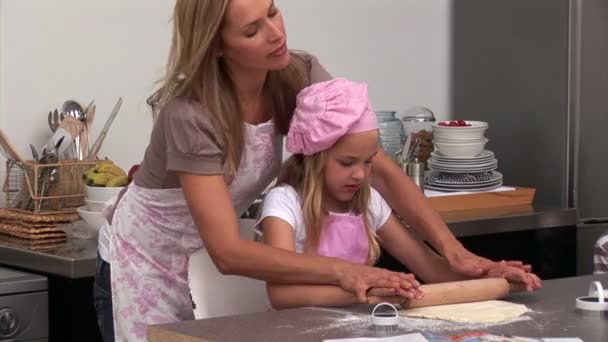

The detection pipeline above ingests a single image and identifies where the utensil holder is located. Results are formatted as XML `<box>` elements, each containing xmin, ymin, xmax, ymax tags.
<box><xmin>3</xmin><ymin>159</ymin><xmax>110</xmax><ymax>213</ymax></box>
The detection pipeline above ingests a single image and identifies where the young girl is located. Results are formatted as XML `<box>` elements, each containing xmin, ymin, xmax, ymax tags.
<box><xmin>257</xmin><ymin>78</ymin><xmax>542</xmax><ymax>309</ymax></box>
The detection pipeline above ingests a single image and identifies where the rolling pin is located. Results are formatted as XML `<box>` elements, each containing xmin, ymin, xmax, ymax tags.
<box><xmin>401</xmin><ymin>278</ymin><xmax>517</xmax><ymax>309</ymax></box>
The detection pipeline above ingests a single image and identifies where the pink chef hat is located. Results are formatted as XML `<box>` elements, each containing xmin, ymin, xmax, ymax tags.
<box><xmin>286</xmin><ymin>78</ymin><xmax>378</xmax><ymax>155</ymax></box>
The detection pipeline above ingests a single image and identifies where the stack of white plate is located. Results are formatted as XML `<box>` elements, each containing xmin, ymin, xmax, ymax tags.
<box><xmin>426</xmin><ymin>150</ymin><xmax>503</xmax><ymax>192</ymax></box>
<box><xmin>426</xmin><ymin>120</ymin><xmax>505</xmax><ymax>192</ymax></box>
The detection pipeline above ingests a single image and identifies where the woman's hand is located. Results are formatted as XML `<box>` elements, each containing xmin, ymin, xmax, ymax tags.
<box><xmin>444</xmin><ymin>244</ymin><xmax>541</xmax><ymax>291</ymax></box>
<box><xmin>443</xmin><ymin>245</ymin><xmax>494</xmax><ymax>277</ymax></box>
<box><xmin>486</xmin><ymin>260</ymin><xmax>542</xmax><ymax>292</ymax></box>
<box><xmin>337</xmin><ymin>264</ymin><xmax>423</xmax><ymax>303</ymax></box>
<box><xmin>366</xmin><ymin>284</ymin><xmax>425</xmax><ymax>305</ymax></box>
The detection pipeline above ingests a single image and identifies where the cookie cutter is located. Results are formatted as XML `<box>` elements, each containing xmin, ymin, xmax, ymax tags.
<box><xmin>371</xmin><ymin>302</ymin><xmax>399</xmax><ymax>332</ymax></box>
<box><xmin>575</xmin><ymin>281</ymin><xmax>608</xmax><ymax>318</ymax></box>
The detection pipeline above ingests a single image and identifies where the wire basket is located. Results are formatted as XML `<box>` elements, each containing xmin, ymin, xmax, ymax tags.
<box><xmin>3</xmin><ymin>159</ymin><xmax>110</xmax><ymax>213</ymax></box>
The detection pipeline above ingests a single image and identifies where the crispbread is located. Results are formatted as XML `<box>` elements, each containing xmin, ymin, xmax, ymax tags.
<box><xmin>0</xmin><ymin>235</ymin><xmax>66</xmax><ymax>251</ymax></box>
<box><xmin>0</xmin><ymin>235</ymin><xmax>66</xmax><ymax>245</ymax></box>
<box><xmin>0</xmin><ymin>208</ymin><xmax>79</xmax><ymax>223</ymax></box>
<box><xmin>0</xmin><ymin>230</ymin><xmax>66</xmax><ymax>240</ymax></box>
<box><xmin>0</xmin><ymin>222</ymin><xmax>63</xmax><ymax>234</ymax></box>
<box><xmin>0</xmin><ymin>220</ymin><xmax>55</xmax><ymax>228</ymax></box>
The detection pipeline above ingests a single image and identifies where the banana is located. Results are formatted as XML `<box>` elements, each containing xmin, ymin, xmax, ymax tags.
<box><xmin>86</xmin><ymin>160</ymin><xmax>111</xmax><ymax>171</ymax></box>
<box><xmin>82</xmin><ymin>171</ymin><xmax>96</xmax><ymax>182</ymax></box>
<box><xmin>87</xmin><ymin>173</ymin><xmax>116</xmax><ymax>187</ymax></box>
<box><xmin>95</xmin><ymin>164</ymin><xmax>127</xmax><ymax>178</ymax></box>
<box><xmin>105</xmin><ymin>175</ymin><xmax>129</xmax><ymax>188</ymax></box>
<box><xmin>85</xmin><ymin>166</ymin><xmax>98</xmax><ymax>174</ymax></box>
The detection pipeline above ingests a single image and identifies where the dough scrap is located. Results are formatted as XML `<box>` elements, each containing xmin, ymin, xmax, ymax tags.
<box><xmin>400</xmin><ymin>300</ymin><xmax>529</xmax><ymax>323</ymax></box>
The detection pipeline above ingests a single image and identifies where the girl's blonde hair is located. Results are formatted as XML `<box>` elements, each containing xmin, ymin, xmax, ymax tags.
<box><xmin>147</xmin><ymin>0</ymin><xmax>310</xmax><ymax>176</ymax></box>
<box><xmin>277</xmin><ymin>154</ymin><xmax>381</xmax><ymax>265</ymax></box>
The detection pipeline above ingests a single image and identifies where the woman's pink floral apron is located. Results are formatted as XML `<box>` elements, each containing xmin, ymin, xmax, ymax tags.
<box><xmin>109</xmin><ymin>121</ymin><xmax>280</xmax><ymax>341</ymax></box>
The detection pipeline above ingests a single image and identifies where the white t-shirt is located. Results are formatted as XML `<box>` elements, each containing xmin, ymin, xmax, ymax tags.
<box><xmin>255</xmin><ymin>185</ymin><xmax>392</xmax><ymax>253</ymax></box>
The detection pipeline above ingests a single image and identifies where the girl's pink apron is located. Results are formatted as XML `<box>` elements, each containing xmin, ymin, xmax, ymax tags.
<box><xmin>109</xmin><ymin>121</ymin><xmax>280</xmax><ymax>341</ymax></box>
<box><xmin>317</xmin><ymin>212</ymin><xmax>369</xmax><ymax>265</ymax></box>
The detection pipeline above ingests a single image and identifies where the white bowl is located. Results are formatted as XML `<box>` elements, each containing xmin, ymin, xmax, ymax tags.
<box><xmin>433</xmin><ymin>121</ymin><xmax>488</xmax><ymax>141</ymax></box>
<box><xmin>84</xmin><ymin>198</ymin><xmax>106</xmax><ymax>212</ymax></box>
<box><xmin>434</xmin><ymin>138</ymin><xmax>488</xmax><ymax>158</ymax></box>
<box><xmin>85</xmin><ymin>185</ymin><xmax>123</xmax><ymax>202</ymax></box>
<box><xmin>77</xmin><ymin>205</ymin><xmax>106</xmax><ymax>233</ymax></box>
<box><xmin>433</xmin><ymin>135</ymin><xmax>487</xmax><ymax>143</ymax></box>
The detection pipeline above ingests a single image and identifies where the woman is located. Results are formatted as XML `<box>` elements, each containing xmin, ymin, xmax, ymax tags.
<box><xmin>94</xmin><ymin>1</ymin><xmax>525</xmax><ymax>341</ymax></box>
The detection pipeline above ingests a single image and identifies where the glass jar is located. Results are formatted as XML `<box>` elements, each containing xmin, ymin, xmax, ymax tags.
<box><xmin>375</xmin><ymin>110</ymin><xmax>405</xmax><ymax>158</ymax></box>
<box><xmin>401</xmin><ymin>106</ymin><xmax>436</xmax><ymax>167</ymax></box>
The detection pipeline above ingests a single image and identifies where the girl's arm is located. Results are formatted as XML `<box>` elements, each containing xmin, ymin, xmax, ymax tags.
<box><xmin>378</xmin><ymin>213</ymin><xmax>542</xmax><ymax>290</ymax></box>
<box><xmin>179</xmin><ymin>173</ymin><xmax>416</xmax><ymax>302</ymax></box>
<box><xmin>267</xmin><ymin>284</ymin><xmax>406</xmax><ymax>309</ymax></box>
<box><xmin>261</xmin><ymin>216</ymin><xmax>411</xmax><ymax>309</ymax></box>
<box><xmin>370</xmin><ymin>149</ymin><xmax>494</xmax><ymax>276</ymax></box>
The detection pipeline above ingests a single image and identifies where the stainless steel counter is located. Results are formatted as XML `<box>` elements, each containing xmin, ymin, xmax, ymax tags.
<box><xmin>0</xmin><ymin>236</ymin><xmax>97</xmax><ymax>279</ymax></box>
<box><xmin>442</xmin><ymin>205</ymin><xmax>577</xmax><ymax>237</ymax></box>
<box><xmin>148</xmin><ymin>274</ymin><xmax>608</xmax><ymax>342</ymax></box>
<box><xmin>0</xmin><ymin>205</ymin><xmax>577</xmax><ymax>279</ymax></box>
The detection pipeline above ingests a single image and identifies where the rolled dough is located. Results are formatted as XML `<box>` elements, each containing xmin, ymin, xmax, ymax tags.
<box><xmin>400</xmin><ymin>300</ymin><xmax>529</xmax><ymax>323</ymax></box>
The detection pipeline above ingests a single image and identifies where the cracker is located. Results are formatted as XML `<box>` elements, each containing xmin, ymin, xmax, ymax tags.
<box><xmin>0</xmin><ymin>208</ymin><xmax>80</xmax><ymax>223</ymax></box>
<box><xmin>0</xmin><ymin>234</ymin><xmax>66</xmax><ymax>245</ymax></box>
<box><xmin>0</xmin><ymin>219</ymin><xmax>55</xmax><ymax>229</ymax></box>
<box><xmin>0</xmin><ymin>230</ymin><xmax>66</xmax><ymax>240</ymax></box>
<box><xmin>0</xmin><ymin>235</ymin><xmax>66</xmax><ymax>251</ymax></box>
<box><xmin>0</xmin><ymin>223</ymin><xmax>64</xmax><ymax>234</ymax></box>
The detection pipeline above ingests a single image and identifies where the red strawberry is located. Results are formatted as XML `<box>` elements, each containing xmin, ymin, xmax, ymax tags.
<box><xmin>438</xmin><ymin>122</ymin><xmax>448</xmax><ymax>126</ymax></box>
<box><xmin>449</xmin><ymin>121</ymin><xmax>459</xmax><ymax>126</ymax></box>
<box><xmin>457</xmin><ymin>119</ymin><xmax>467</xmax><ymax>126</ymax></box>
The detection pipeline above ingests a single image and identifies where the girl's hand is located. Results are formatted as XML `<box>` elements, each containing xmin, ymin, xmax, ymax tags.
<box><xmin>486</xmin><ymin>260</ymin><xmax>542</xmax><ymax>292</ymax></box>
<box><xmin>338</xmin><ymin>264</ymin><xmax>423</xmax><ymax>303</ymax></box>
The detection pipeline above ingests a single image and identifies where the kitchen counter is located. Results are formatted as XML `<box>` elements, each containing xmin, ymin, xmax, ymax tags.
<box><xmin>148</xmin><ymin>274</ymin><xmax>608</xmax><ymax>342</ymax></box>
<box><xmin>0</xmin><ymin>220</ymin><xmax>103</xmax><ymax>341</ymax></box>
<box><xmin>0</xmin><ymin>235</ymin><xmax>97</xmax><ymax>279</ymax></box>
<box><xmin>0</xmin><ymin>205</ymin><xmax>576</xmax><ymax>279</ymax></box>
<box><xmin>440</xmin><ymin>204</ymin><xmax>577</xmax><ymax>237</ymax></box>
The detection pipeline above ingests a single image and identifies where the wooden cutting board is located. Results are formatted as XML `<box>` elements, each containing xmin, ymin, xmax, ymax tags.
<box><xmin>427</xmin><ymin>187</ymin><xmax>535</xmax><ymax>213</ymax></box>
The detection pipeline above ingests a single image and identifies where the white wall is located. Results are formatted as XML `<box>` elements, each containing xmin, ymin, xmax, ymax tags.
<box><xmin>0</xmin><ymin>0</ymin><xmax>173</xmax><ymax>170</ymax></box>
<box><xmin>281</xmin><ymin>0</ymin><xmax>451</xmax><ymax>117</ymax></box>
<box><xmin>0</xmin><ymin>0</ymin><xmax>451</xmax><ymax>171</ymax></box>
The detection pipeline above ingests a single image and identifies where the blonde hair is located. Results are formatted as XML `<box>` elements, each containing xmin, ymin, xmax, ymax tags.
<box><xmin>277</xmin><ymin>154</ymin><xmax>381</xmax><ymax>265</ymax></box>
<box><xmin>147</xmin><ymin>0</ymin><xmax>310</xmax><ymax>175</ymax></box>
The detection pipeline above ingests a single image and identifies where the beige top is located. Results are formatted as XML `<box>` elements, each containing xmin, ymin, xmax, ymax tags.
<box><xmin>133</xmin><ymin>53</ymin><xmax>331</xmax><ymax>189</ymax></box>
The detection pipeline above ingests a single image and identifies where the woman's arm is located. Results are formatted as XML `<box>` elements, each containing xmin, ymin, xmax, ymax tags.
<box><xmin>179</xmin><ymin>172</ymin><xmax>416</xmax><ymax>302</ymax></box>
<box><xmin>378</xmin><ymin>213</ymin><xmax>466</xmax><ymax>284</ymax></box>
<box><xmin>378</xmin><ymin>213</ymin><xmax>542</xmax><ymax>290</ymax></box>
<box><xmin>371</xmin><ymin>149</ymin><xmax>492</xmax><ymax>276</ymax></box>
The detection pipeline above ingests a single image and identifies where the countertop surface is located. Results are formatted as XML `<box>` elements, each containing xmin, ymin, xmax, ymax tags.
<box><xmin>0</xmin><ymin>205</ymin><xmax>577</xmax><ymax>279</ymax></box>
<box><xmin>440</xmin><ymin>204</ymin><xmax>577</xmax><ymax>237</ymax></box>
<box><xmin>0</xmin><ymin>220</ymin><xmax>98</xmax><ymax>279</ymax></box>
<box><xmin>148</xmin><ymin>274</ymin><xmax>608</xmax><ymax>342</ymax></box>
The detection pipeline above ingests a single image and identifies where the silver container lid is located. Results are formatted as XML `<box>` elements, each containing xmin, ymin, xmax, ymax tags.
<box><xmin>401</xmin><ymin>106</ymin><xmax>436</xmax><ymax>122</ymax></box>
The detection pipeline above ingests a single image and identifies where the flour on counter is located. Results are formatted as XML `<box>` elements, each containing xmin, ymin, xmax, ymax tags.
<box><xmin>299</xmin><ymin>307</ymin><xmax>533</xmax><ymax>335</ymax></box>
